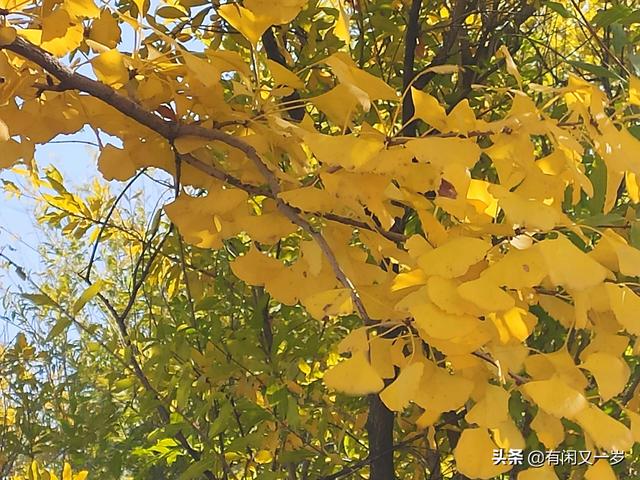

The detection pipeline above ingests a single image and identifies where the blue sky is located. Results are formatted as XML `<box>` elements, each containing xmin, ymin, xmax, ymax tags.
<box><xmin>0</xmin><ymin>127</ymin><xmax>173</xmax><ymax>342</ymax></box>
<box><xmin>0</xmin><ymin>133</ymin><xmax>99</xmax><ymax>339</ymax></box>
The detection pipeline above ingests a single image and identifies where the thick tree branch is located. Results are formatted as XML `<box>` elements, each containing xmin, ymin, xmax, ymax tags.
<box><xmin>2</xmin><ymin>36</ymin><xmax>380</xmax><ymax>325</ymax></box>
<box><xmin>401</xmin><ymin>0</ymin><xmax>422</xmax><ymax>136</ymax></box>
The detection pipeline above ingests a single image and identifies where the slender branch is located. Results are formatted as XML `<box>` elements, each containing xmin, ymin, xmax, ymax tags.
<box><xmin>85</xmin><ymin>169</ymin><xmax>146</xmax><ymax>281</ymax></box>
<box><xmin>319</xmin><ymin>432</ymin><xmax>425</xmax><ymax>480</ymax></box>
<box><xmin>1</xmin><ymin>252</ymin><xmax>213</xmax><ymax>476</ymax></box>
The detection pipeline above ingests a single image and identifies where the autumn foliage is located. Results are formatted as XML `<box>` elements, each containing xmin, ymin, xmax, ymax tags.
<box><xmin>2</xmin><ymin>0</ymin><xmax>640</xmax><ymax>479</ymax></box>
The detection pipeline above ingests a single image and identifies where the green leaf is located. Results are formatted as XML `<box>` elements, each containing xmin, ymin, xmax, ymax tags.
<box><xmin>592</xmin><ymin>6</ymin><xmax>631</xmax><ymax>28</ymax></box>
<box><xmin>209</xmin><ymin>401</ymin><xmax>233</xmax><ymax>438</ymax></box>
<box><xmin>194</xmin><ymin>296</ymin><xmax>218</xmax><ymax>312</ymax></box>
<box><xmin>579</xmin><ymin>213</ymin><xmax>626</xmax><ymax>227</ymax></box>
<box><xmin>630</xmin><ymin>221</ymin><xmax>640</xmax><ymax>248</ymax></box>
<box><xmin>544</xmin><ymin>1</ymin><xmax>573</xmax><ymax>18</ymax></box>
<box><xmin>587</xmin><ymin>155</ymin><xmax>607</xmax><ymax>213</ymax></box>
<box><xmin>113</xmin><ymin>377</ymin><xmax>135</xmax><ymax>392</ymax></box>
<box><xmin>569</xmin><ymin>60</ymin><xmax>618</xmax><ymax>79</ymax></box>
<box><xmin>72</xmin><ymin>280</ymin><xmax>104</xmax><ymax>315</ymax></box>
<box><xmin>178</xmin><ymin>458</ymin><xmax>215</xmax><ymax>480</ymax></box>
<box><xmin>21</xmin><ymin>293</ymin><xmax>56</xmax><ymax>307</ymax></box>
<box><xmin>46</xmin><ymin>317</ymin><xmax>72</xmax><ymax>341</ymax></box>
<box><xmin>156</xmin><ymin>5</ymin><xmax>187</xmax><ymax>18</ymax></box>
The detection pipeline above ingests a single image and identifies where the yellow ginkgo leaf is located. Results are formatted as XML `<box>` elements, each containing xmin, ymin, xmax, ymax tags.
<box><xmin>323</xmin><ymin>351</ymin><xmax>384</xmax><ymax>395</ymax></box>
<box><xmin>538</xmin><ymin>294</ymin><xmax>575</xmax><ymax>329</ymax></box>
<box><xmin>465</xmin><ymin>384</ymin><xmax>510</xmax><ymax>428</ymax></box>
<box><xmin>218</xmin><ymin>0</ymin><xmax>305</xmax><ymax>45</ymax></box>
<box><xmin>217</xmin><ymin>4</ymin><xmax>273</xmax><ymax>45</ymax></box>
<box><xmin>97</xmin><ymin>144</ymin><xmax>137</xmax><ymax>181</ymax></box>
<box><xmin>304</xmin><ymin>132</ymin><xmax>383</xmax><ymax>169</ymax></box>
<box><xmin>411</xmin><ymin>87</ymin><xmax>447</xmax><ymax>131</ymax></box>
<box><xmin>405</xmin><ymin>137</ymin><xmax>481</xmax><ymax>168</ymax></box>
<box><xmin>266</xmin><ymin>59</ymin><xmax>304</xmax><ymax>89</ymax></box>
<box><xmin>426</xmin><ymin>276</ymin><xmax>480</xmax><ymax>316</ymax></box>
<box><xmin>89</xmin><ymin>10</ymin><xmax>121</xmax><ymax>48</ymax></box>
<box><xmin>629</xmin><ymin>76</ymin><xmax>640</xmax><ymax>106</ymax></box>
<box><xmin>458</xmin><ymin>279</ymin><xmax>516</xmax><ymax>312</ymax></box>
<box><xmin>0</xmin><ymin>26</ymin><xmax>17</xmax><ymax>46</ymax></box>
<box><xmin>410</xmin><ymin>300</ymin><xmax>481</xmax><ymax>339</ymax></box>
<box><xmin>417</xmin><ymin>236</ymin><xmax>490</xmax><ymax>278</ymax></box>
<box><xmin>491</xmin><ymin>419</ymin><xmax>525</xmax><ymax>451</ymax></box>
<box><xmin>538</xmin><ymin>236</ymin><xmax>610</xmax><ymax>290</ymax></box>
<box><xmin>41</xmin><ymin>9</ymin><xmax>84</xmax><ymax>57</ymax></box>
<box><xmin>230</xmin><ymin>245</ymin><xmax>285</xmax><ymax>286</ymax></box>
<box><xmin>531</xmin><ymin>409</ymin><xmax>564</xmax><ymax>449</ymax></box>
<box><xmin>467</xmin><ymin>179</ymin><xmax>499</xmax><ymax>218</ymax></box>
<box><xmin>392</xmin><ymin>269</ymin><xmax>428</xmax><ymax>291</ymax></box>
<box><xmin>92</xmin><ymin>49</ymin><xmax>129</xmax><ymax>87</ymax></box>
<box><xmin>524</xmin><ymin>349</ymin><xmax>588</xmax><ymax>391</ymax></box>
<box><xmin>585</xmin><ymin>459</ymin><xmax>617</xmax><ymax>480</ymax></box>
<box><xmin>310</xmin><ymin>84</ymin><xmax>361</xmax><ymax>126</ymax></box>
<box><xmin>606</xmin><ymin>283</ymin><xmax>640</xmax><ymax>335</ymax></box>
<box><xmin>626</xmin><ymin>409</ymin><xmax>640</xmax><ymax>442</ymax></box>
<box><xmin>491</xmin><ymin>186</ymin><xmax>568</xmax><ymax>231</ymax></box>
<box><xmin>497</xmin><ymin>45</ymin><xmax>522</xmax><ymax>88</ymax></box>
<box><xmin>325</xmin><ymin>52</ymin><xmax>397</xmax><ymax>102</ymax></box>
<box><xmin>413</xmin><ymin>363</ymin><xmax>473</xmax><ymax>415</ymax></box>
<box><xmin>75</xmin><ymin>471</ymin><xmax>88</xmax><ymax>480</ymax></box>
<box><xmin>379</xmin><ymin>362</ymin><xmax>424</xmax><ymax>411</ymax></box>
<box><xmin>518</xmin><ymin>465</ymin><xmax>559</xmax><ymax>480</ymax></box>
<box><xmin>63</xmin><ymin>0</ymin><xmax>99</xmax><ymax>21</ymax></box>
<box><xmin>254</xmin><ymin>449</ymin><xmax>273</xmax><ymax>464</ymax></box>
<box><xmin>482</xmin><ymin>245</ymin><xmax>547</xmax><ymax>289</ymax></box>
<box><xmin>521</xmin><ymin>375</ymin><xmax>587</xmax><ymax>419</ymax></box>
<box><xmin>454</xmin><ymin>428</ymin><xmax>511</xmax><ymax>479</ymax></box>
<box><xmin>370</xmin><ymin>336</ymin><xmax>399</xmax><ymax>379</ymax></box>
<box><xmin>337</xmin><ymin>327</ymin><xmax>368</xmax><ymax>353</ymax></box>
<box><xmin>580</xmin><ymin>352</ymin><xmax>630</xmax><ymax>401</ymax></box>
<box><xmin>301</xmin><ymin>288</ymin><xmax>354</xmax><ymax>319</ymax></box>
<box><xmin>327</xmin><ymin>0</ymin><xmax>350</xmax><ymax>44</ymax></box>
<box><xmin>575</xmin><ymin>404</ymin><xmax>633</xmax><ymax>452</ymax></box>
<box><xmin>245</xmin><ymin>0</ymin><xmax>306</xmax><ymax>24</ymax></box>
<box><xmin>590</xmin><ymin>229</ymin><xmax>640</xmax><ymax>276</ymax></box>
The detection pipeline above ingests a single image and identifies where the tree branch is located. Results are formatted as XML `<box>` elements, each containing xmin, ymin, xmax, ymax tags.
<box><xmin>1</xmin><ymin>36</ymin><xmax>380</xmax><ymax>325</ymax></box>
<box><xmin>401</xmin><ymin>0</ymin><xmax>423</xmax><ymax>136</ymax></box>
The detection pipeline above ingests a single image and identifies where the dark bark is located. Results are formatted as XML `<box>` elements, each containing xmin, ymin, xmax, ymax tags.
<box><xmin>366</xmin><ymin>393</ymin><xmax>397</xmax><ymax>480</ymax></box>
<box><xmin>261</xmin><ymin>27</ymin><xmax>305</xmax><ymax>122</ymax></box>
<box><xmin>401</xmin><ymin>0</ymin><xmax>423</xmax><ymax>136</ymax></box>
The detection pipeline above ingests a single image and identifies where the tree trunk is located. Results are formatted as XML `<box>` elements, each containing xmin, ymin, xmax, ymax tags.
<box><xmin>366</xmin><ymin>393</ymin><xmax>396</xmax><ymax>480</ymax></box>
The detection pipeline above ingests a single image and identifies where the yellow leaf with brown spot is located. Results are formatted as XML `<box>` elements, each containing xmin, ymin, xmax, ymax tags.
<box><xmin>538</xmin><ymin>236</ymin><xmax>610</xmax><ymax>290</ymax></box>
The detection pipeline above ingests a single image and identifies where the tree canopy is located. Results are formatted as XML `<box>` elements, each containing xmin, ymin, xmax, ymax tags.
<box><xmin>2</xmin><ymin>0</ymin><xmax>640</xmax><ymax>479</ymax></box>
